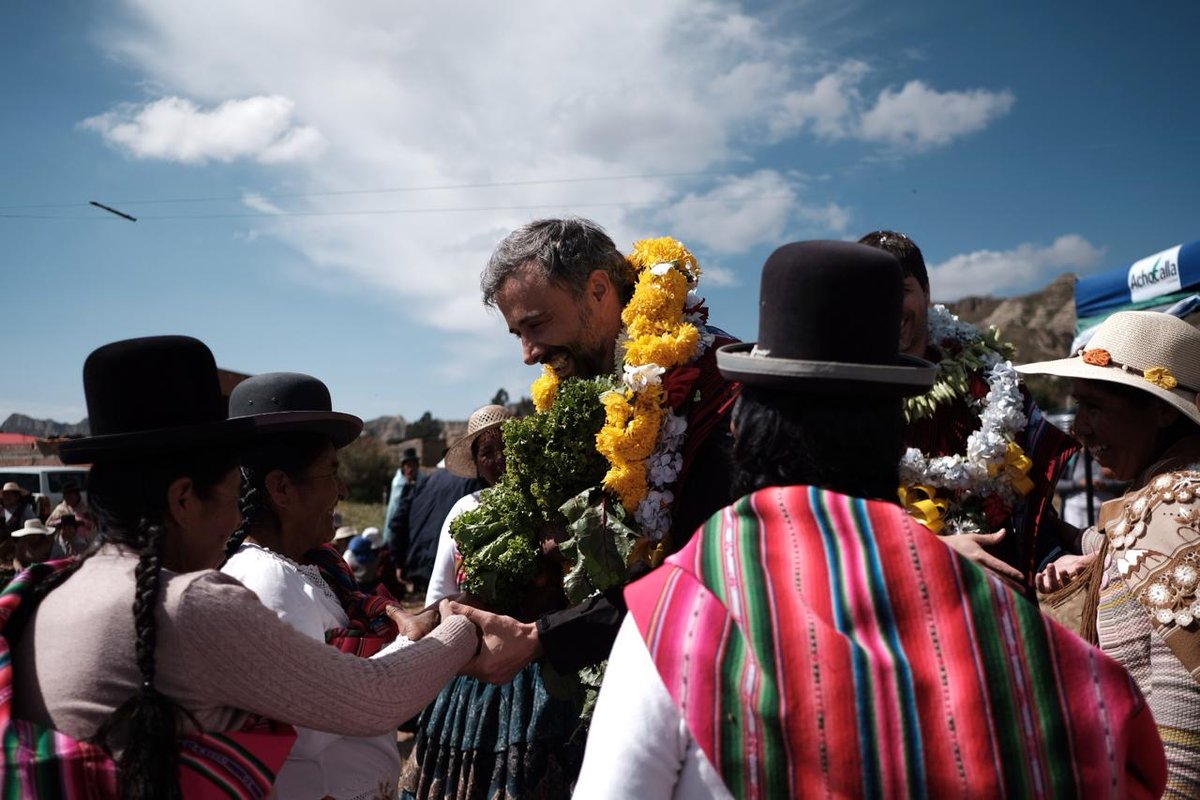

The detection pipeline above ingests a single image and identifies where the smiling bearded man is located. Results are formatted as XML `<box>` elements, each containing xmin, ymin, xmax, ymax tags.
<box><xmin>464</xmin><ymin>217</ymin><xmax>742</xmax><ymax>678</ymax></box>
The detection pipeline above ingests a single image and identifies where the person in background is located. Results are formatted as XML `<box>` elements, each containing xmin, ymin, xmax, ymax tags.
<box><xmin>424</xmin><ymin>405</ymin><xmax>512</xmax><ymax>605</ymax></box>
<box><xmin>345</xmin><ymin>534</ymin><xmax>382</xmax><ymax>592</ymax></box>
<box><xmin>383</xmin><ymin>448</ymin><xmax>421</xmax><ymax>558</ymax></box>
<box><xmin>51</xmin><ymin>513</ymin><xmax>88</xmax><ymax>557</ymax></box>
<box><xmin>859</xmin><ymin>230</ymin><xmax>1078</xmax><ymax>594</ymax></box>
<box><xmin>11</xmin><ymin>518</ymin><xmax>56</xmax><ymax>570</ymax></box>
<box><xmin>403</xmin><ymin>401</ymin><xmax>576</xmax><ymax>800</ymax></box>
<box><xmin>1</xmin><ymin>482</ymin><xmax>37</xmax><ymax>563</ymax></box>
<box><xmin>575</xmin><ymin>241</ymin><xmax>1165</xmax><ymax>800</ymax></box>
<box><xmin>391</xmin><ymin>465</ymin><xmax>480</xmax><ymax>599</ymax></box>
<box><xmin>331</xmin><ymin>524</ymin><xmax>357</xmax><ymax>555</ymax></box>
<box><xmin>47</xmin><ymin>481</ymin><xmax>93</xmax><ymax>539</ymax></box>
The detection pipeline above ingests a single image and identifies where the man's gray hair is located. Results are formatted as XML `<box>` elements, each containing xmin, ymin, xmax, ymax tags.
<box><xmin>481</xmin><ymin>217</ymin><xmax>635</xmax><ymax>307</ymax></box>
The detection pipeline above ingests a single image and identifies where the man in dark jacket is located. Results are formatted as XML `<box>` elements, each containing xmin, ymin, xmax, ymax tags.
<box><xmin>389</xmin><ymin>467</ymin><xmax>481</xmax><ymax>596</ymax></box>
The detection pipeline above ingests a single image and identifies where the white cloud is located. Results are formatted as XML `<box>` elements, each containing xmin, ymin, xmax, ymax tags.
<box><xmin>86</xmin><ymin>0</ymin><xmax>1015</xmax><ymax>344</ymax></box>
<box><xmin>241</xmin><ymin>192</ymin><xmax>283</xmax><ymax>215</ymax></box>
<box><xmin>858</xmin><ymin>81</ymin><xmax>1016</xmax><ymax>149</ymax></box>
<box><xmin>658</xmin><ymin>171</ymin><xmax>851</xmax><ymax>255</ymax></box>
<box><xmin>772</xmin><ymin>62</ymin><xmax>1014</xmax><ymax>150</ymax></box>
<box><xmin>771</xmin><ymin>60</ymin><xmax>868</xmax><ymax>139</ymax></box>
<box><xmin>929</xmin><ymin>234</ymin><xmax>1105</xmax><ymax>301</ymax></box>
<box><xmin>81</xmin><ymin>95</ymin><xmax>325</xmax><ymax>164</ymax></box>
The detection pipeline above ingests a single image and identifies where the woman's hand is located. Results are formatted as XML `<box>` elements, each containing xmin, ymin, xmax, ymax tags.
<box><xmin>1035</xmin><ymin>552</ymin><xmax>1097</xmax><ymax>594</ymax></box>
<box><xmin>439</xmin><ymin>598</ymin><xmax>542</xmax><ymax>684</ymax></box>
<box><xmin>384</xmin><ymin>604</ymin><xmax>439</xmax><ymax>641</ymax></box>
<box><xmin>940</xmin><ymin>528</ymin><xmax>1025</xmax><ymax>586</ymax></box>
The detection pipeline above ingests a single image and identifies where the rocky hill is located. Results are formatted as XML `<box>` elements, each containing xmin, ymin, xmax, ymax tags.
<box><xmin>1</xmin><ymin>414</ymin><xmax>89</xmax><ymax>438</ymax></box>
<box><xmin>362</xmin><ymin>415</ymin><xmax>408</xmax><ymax>444</ymax></box>
<box><xmin>945</xmin><ymin>273</ymin><xmax>1077</xmax><ymax>364</ymax></box>
<box><xmin>944</xmin><ymin>273</ymin><xmax>1077</xmax><ymax>409</ymax></box>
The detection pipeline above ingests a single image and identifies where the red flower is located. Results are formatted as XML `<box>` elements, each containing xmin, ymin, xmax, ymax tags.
<box><xmin>969</xmin><ymin>374</ymin><xmax>990</xmax><ymax>400</ymax></box>
<box><xmin>1082</xmin><ymin>348</ymin><xmax>1111</xmax><ymax>366</ymax></box>
<box><xmin>982</xmin><ymin>495</ymin><xmax>1010</xmax><ymax>527</ymax></box>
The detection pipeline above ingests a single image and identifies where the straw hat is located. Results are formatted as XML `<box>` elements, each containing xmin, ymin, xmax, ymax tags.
<box><xmin>445</xmin><ymin>405</ymin><xmax>513</xmax><ymax>478</ymax></box>
<box><xmin>1017</xmin><ymin>310</ymin><xmax>1200</xmax><ymax>426</ymax></box>
<box><xmin>333</xmin><ymin>525</ymin><xmax>358</xmax><ymax>542</ymax></box>
<box><xmin>717</xmin><ymin>241</ymin><xmax>936</xmax><ymax>395</ymax></box>
<box><xmin>12</xmin><ymin>519</ymin><xmax>52</xmax><ymax>538</ymax></box>
<box><xmin>1</xmin><ymin>482</ymin><xmax>29</xmax><ymax>496</ymax></box>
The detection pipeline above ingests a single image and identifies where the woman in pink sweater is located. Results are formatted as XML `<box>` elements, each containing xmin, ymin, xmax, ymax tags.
<box><xmin>8</xmin><ymin>336</ymin><xmax>516</xmax><ymax>799</ymax></box>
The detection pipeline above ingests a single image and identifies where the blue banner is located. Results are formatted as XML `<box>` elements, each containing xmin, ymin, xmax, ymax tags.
<box><xmin>1075</xmin><ymin>240</ymin><xmax>1200</xmax><ymax>325</ymax></box>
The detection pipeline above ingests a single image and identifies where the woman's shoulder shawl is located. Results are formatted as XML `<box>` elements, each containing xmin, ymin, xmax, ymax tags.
<box><xmin>625</xmin><ymin>486</ymin><xmax>1165</xmax><ymax>800</ymax></box>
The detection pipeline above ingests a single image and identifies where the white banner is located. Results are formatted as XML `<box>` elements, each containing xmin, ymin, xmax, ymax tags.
<box><xmin>1128</xmin><ymin>244</ymin><xmax>1183</xmax><ymax>303</ymax></box>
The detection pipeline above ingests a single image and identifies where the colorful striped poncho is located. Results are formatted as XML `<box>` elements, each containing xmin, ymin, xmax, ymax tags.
<box><xmin>625</xmin><ymin>486</ymin><xmax>1166</xmax><ymax>799</ymax></box>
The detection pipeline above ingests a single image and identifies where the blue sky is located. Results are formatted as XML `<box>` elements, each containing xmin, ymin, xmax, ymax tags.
<box><xmin>4</xmin><ymin>1</ymin><xmax>1198</xmax><ymax>425</ymax></box>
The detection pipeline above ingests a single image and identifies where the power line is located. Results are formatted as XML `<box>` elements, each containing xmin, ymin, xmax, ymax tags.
<box><xmin>2</xmin><ymin>192</ymin><xmax>797</xmax><ymax>221</ymax></box>
<box><xmin>0</xmin><ymin>170</ymin><xmax>718</xmax><ymax>211</ymax></box>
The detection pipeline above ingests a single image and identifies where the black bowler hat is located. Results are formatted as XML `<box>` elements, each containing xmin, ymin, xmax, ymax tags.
<box><xmin>400</xmin><ymin>447</ymin><xmax>419</xmax><ymax>464</ymax></box>
<box><xmin>717</xmin><ymin>241</ymin><xmax>936</xmax><ymax>395</ymax></box>
<box><xmin>59</xmin><ymin>336</ymin><xmax>258</xmax><ymax>464</ymax></box>
<box><xmin>228</xmin><ymin>372</ymin><xmax>362</xmax><ymax>448</ymax></box>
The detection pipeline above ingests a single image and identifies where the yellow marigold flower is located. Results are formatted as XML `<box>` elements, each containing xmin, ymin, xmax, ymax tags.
<box><xmin>628</xmin><ymin>237</ymin><xmax>701</xmax><ymax>283</ymax></box>
<box><xmin>530</xmin><ymin>365</ymin><xmax>559</xmax><ymax>412</ymax></box>
<box><xmin>625</xmin><ymin>325</ymin><xmax>700</xmax><ymax>369</ymax></box>
<box><xmin>604</xmin><ymin>461</ymin><xmax>649</xmax><ymax>508</ymax></box>
<box><xmin>1144</xmin><ymin>366</ymin><xmax>1178</xmax><ymax>390</ymax></box>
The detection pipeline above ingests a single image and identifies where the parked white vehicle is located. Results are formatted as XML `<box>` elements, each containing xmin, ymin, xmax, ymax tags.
<box><xmin>0</xmin><ymin>465</ymin><xmax>90</xmax><ymax>509</ymax></box>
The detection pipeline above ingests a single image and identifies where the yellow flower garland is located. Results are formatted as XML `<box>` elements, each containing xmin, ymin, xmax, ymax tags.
<box><xmin>598</xmin><ymin>237</ymin><xmax>701</xmax><ymax>508</ymax></box>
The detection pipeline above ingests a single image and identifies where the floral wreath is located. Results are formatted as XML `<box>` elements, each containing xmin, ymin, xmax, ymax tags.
<box><xmin>898</xmin><ymin>305</ymin><xmax>1034</xmax><ymax>534</ymax></box>
<box><xmin>530</xmin><ymin>237</ymin><xmax>710</xmax><ymax>548</ymax></box>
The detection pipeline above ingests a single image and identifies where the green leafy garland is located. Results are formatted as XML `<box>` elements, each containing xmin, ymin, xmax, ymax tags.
<box><xmin>450</xmin><ymin>376</ymin><xmax>615</xmax><ymax>614</ymax></box>
<box><xmin>903</xmin><ymin>307</ymin><xmax>1013</xmax><ymax>424</ymax></box>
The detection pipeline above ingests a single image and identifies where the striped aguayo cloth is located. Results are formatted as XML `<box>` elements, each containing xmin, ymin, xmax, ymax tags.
<box><xmin>0</xmin><ymin>560</ymin><xmax>295</xmax><ymax>799</ymax></box>
<box><xmin>625</xmin><ymin>486</ymin><xmax>1166</xmax><ymax>799</ymax></box>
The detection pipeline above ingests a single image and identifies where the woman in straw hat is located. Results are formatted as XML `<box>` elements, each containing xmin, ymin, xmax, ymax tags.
<box><xmin>424</xmin><ymin>404</ymin><xmax>512</xmax><ymax>606</ymax></box>
<box><xmin>221</xmin><ymin>371</ymin><xmax>441</xmax><ymax>799</ymax></box>
<box><xmin>402</xmin><ymin>403</ymin><xmax>584</xmax><ymax>800</ymax></box>
<box><xmin>1020</xmin><ymin>310</ymin><xmax>1200</xmax><ymax>794</ymax></box>
<box><xmin>3</xmin><ymin>336</ymin><xmax>517</xmax><ymax>799</ymax></box>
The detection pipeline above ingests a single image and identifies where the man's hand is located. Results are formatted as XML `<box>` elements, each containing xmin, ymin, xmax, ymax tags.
<box><xmin>439</xmin><ymin>598</ymin><xmax>541</xmax><ymax>684</ymax></box>
<box><xmin>385</xmin><ymin>604</ymin><xmax>438</xmax><ymax>641</ymax></box>
<box><xmin>939</xmin><ymin>529</ymin><xmax>1025</xmax><ymax>586</ymax></box>
<box><xmin>1035</xmin><ymin>552</ymin><xmax>1097</xmax><ymax>594</ymax></box>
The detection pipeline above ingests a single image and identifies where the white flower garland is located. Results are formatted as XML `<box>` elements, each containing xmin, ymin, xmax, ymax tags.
<box><xmin>898</xmin><ymin>305</ymin><xmax>1027</xmax><ymax>533</ymax></box>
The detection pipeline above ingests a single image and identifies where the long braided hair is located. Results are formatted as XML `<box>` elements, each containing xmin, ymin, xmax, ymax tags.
<box><xmin>82</xmin><ymin>448</ymin><xmax>240</xmax><ymax>800</ymax></box>
<box><xmin>225</xmin><ymin>432</ymin><xmax>330</xmax><ymax>560</ymax></box>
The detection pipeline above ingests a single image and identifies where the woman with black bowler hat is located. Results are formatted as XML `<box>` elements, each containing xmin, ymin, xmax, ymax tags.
<box><xmin>3</xmin><ymin>336</ymin><xmax>516</xmax><ymax>798</ymax></box>
<box><xmin>222</xmin><ymin>370</ymin><xmax>438</xmax><ymax>799</ymax></box>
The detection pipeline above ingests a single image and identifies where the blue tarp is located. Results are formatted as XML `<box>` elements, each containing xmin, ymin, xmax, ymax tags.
<box><xmin>1075</xmin><ymin>240</ymin><xmax>1200</xmax><ymax>332</ymax></box>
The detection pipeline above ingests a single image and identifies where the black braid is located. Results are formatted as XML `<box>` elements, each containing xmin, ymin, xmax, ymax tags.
<box><xmin>224</xmin><ymin>467</ymin><xmax>266</xmax><ymax>560</ymax></box>
<box><xmin>82</xmin><ymin>451</ymin><xmax>237</xmax><ymax>799</ymax></box>
<box><xmin>95</xmin><ymin>518</ymin><xmax>182</xmax><ymax>799</ymax></box>
<box><xmin>227</xmin><ymin>433</ymin><xmax>329</xmax><ymax>560</ymax></box>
